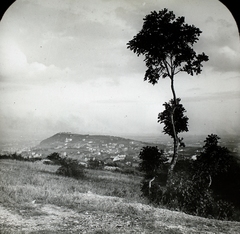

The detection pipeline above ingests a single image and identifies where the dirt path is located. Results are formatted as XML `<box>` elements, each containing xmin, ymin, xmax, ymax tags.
<box><xmin>1</xmin><ymin>202</ymin><xmax>149</xmax><ymax>234</ymax></box>
<box><xmin>1</xmin><ymin>194</ymin><xmax>240</xmax><ymax>234</ymax></box>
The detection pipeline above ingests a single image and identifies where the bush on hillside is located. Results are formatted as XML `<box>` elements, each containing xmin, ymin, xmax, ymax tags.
<box><xmin>139</xmin><ymin>146</ymin><xmax>167</xmax><ymax>179</ymax></box>
<box><xmin>161</xmin><ymin>170</ymin><xmax>235</xmax><ymax>219</ymax></box>
<box><xmin>140</xmin><ymin>178</ymin><xmax>164</xmax><ymax>204</ymax></box>
<box><xmin>138</xmin><ymin>146</ymin><xmax>168</xmax><ymax>203</ymax></box>
<box><xmin>192</xmin><ymin>134</ymin><xmax>240</xmax><ymax>212</ymax></box>
<box><xmin>0</xmin><ymin>153</ymin><xmax>41</xmax><ymax>162</ymax></box>
<box><xmin>47</xmin><ymin>152</ymin><xmax>85</xmax><ymax>179</ymax></box>
<box><xmin>56</xmin><ymin>162</ymin><xmax>85</xmax><ymax>179</ymax></box>
<box><xmin>162</xmin><ymin>135</ymin><xmax>239</xmax><ymax>220</ymax></box>
<box><xmin>47</xmin><ymin>152</ymin><xmax>62</xmax><ymax>165</ymax></box>
<box><xmin>88</xmin><ymin>158</ymin><xmax>104</xmax><ymax>169</ymax></box>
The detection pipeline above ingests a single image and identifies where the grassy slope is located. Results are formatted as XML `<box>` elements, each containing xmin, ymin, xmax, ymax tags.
<box><xmin>0</xmin><ymin>160</ymin><xmax>239</xmax><ymax>234</ymax></box>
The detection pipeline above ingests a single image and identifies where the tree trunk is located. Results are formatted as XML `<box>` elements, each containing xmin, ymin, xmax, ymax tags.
<box><xmin>149</xmin><ymin>177</ymin><xmax>155</xmax><ymax>194</ymax></box>
<box><xmin>168</xmin><ymin>76</ymin><xmax>179</xmax><ymax>176</ymax></box>
<box><xmin>208</xmin><ymin>175</ymin><xmax>212</xmax><ymax>188</ymax></box>
<box><xmin>168</xmin><ymin>112</ymin><xmax>179</xmax><ymax>176</ymax></box>
<box><xmin>170</xmin><ymin>76</ymin><xmax>177</xmax><ymax>105</ymax></box>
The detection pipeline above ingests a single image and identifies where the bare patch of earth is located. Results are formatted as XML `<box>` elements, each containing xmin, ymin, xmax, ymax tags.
<box><xmin>0</xmin><ymin>193</ymin><xmax>240</xmax><ymax>234</ymax></box>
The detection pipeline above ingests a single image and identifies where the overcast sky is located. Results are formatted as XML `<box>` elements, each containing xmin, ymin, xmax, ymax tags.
<box><xmin>0</xmin><ymin>0</ymin><xmax>239</xmax><ymax>141</ymax></box>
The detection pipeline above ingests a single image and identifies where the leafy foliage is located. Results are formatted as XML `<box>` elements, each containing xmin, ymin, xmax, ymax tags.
<box><xmin>162</xmin><ymin>171</ymin><xmax>235</xmax><ymax>219</ymax></box>
<box><xmin>193</xmin><ymin>134</ymin><xmax>240</xmax><ymax>209</ymax></box>
<box><xmin>47</xmin><ymin>152</ymin><xmax>62</xmax><ymax>165</ymax></box>
<box><xmin>140</xmin><ymin>179</ymin><xmax>164</xmax><ymax>204</ymax></box>
<box><xmin>47</xmin><ymin>152</ymin><xmax>85</xmax><ymax>179</ymax></box>
<box><xmin>193</xmin><ymin>134</ymin><xmax>232</xmax><ymax>186</ymax></box>
<box><xmin>56</xmin><ymin>162</ymin><xmax>85</xmax><ymax>179</ymax></box>
<box><xmin>0</xmin><ymin>152</ymin><xmax>41</xmax><ymax>162</ymax></box>
<box><xmin>139</xmin><ymin>146</ymin><xmax>167</xmax><ymax>178</ymax></box>
<box><xmin>158</xmin><ymin>98</ymin><xmax>189</xmax><ymax>140</ymax></box>
<box><xmin>139</xmin><ymin>134</ymin><xmax>240</xmax><ymax>220</ymax></box>
<box><xmin>127</xmin><ymin>8</ymin><xmax>208</xmax><ymax>173</ymax></box>
<box><xmin>127</xmin><ymin>8</ymin><xmax>209</xmax><ymax>84</ymax></box>
<box><xmin>88</xmin><ymin>158</ymin><xmax>104</xmax><ymax>169</ymax></box>
<box><xmin>139</xmin><ymin>146</ymin><xmax>168</xmax><ymax>203</ymax></box>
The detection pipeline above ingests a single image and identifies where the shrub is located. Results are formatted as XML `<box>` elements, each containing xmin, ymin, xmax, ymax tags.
<box><xmin>138</xmin><ymin>146</ymin><xmax>168</xmax><ymax>203</ymax></box>
<box><xmin>56</xmin><ymin>162</ymin><xmax>85</xmax><ymax>179</ymax></box>
<box><xmin>139</xmin><ymin>146</ymin><xmax>167</xmax><ymax>178</ymax></box>
<box><xmin>138</xmin><ymin>135</ymin><xmax>239</xmax><ymax>220</ymax></box>
<box><xmin>57</xmin><ymin>159</ymin><xmax>85</xmax><ymax>179</ymax></box>
<box><xmin>0</xmin><ymin>154</ymin><xmax>11</xmax><ymax>160</ymax></box>
<box><xmin>47</xmin><ymin>152</ymin><xmax>85</xmax><ymax>179</ymax></box>
<box><xmin>47</xmin><ymin>152</ymin><xmax>62</xmax><ymax>165</ymax></box>
<box><xmin>0</xmin><ymin>153</ymin><xmax>26</xmax><ymax>161</ymax></box>
<box><xmin>161</xmin><ymin>170</ymin><xmax>235</xmax><ymax>219</ymax></box>
<box><xmin>162</xmin><ymin>171</ymin><xmax>210</xmax><ymax>214</ymax></box>
<box><xmin>140</xmin><ymin>178</ymin><xmax>163</xmax><ymax>204</ymax></box>
<box><xmin>192</xmin><ymin>134</ymin><xmax>240</xmax><ymax>217</ymax></box>
<box><xmin>88</xmin><ymin>158</ymin><xmax>104</xmax><ymax>169</ymax></box>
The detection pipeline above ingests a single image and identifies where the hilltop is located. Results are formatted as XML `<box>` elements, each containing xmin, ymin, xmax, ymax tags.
<box><xmin>26</xmin><ymin>132</ymin><xmax>167</xmax><ymax>166</ymax></box>
<box><xmin>39</xmin><ymin>132</ymin><xmax>153</xmax><ymax>148</ymax></box>
<box><xmin>1</xmin><ymin>132</ymin><xmax>207</xmax><ymax>166</ymax></box>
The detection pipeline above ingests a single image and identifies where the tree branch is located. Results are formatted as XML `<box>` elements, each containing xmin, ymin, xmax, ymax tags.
<box><xmin>174</xmin><ymin>69</ymin><xmax>182</xmax><ymax>75</ymax></box>
<box><xmin>208</xmin><ymin>174</ymin><xmax>212</xmax><ymax>188</ymax></box>
<box><xmin>169</xmin><ymin>55</ymin><xmax>176</xmax><ymax>77</ymax></box>
<box><xmin>163</xmin><ymin>60</ymin><xmax>172</xmax><ymax>80</ymax></box>
<box><xmin>149</xmin><ymin>177</ymin><xmax>155</xmax><ymax>194</ymax></box>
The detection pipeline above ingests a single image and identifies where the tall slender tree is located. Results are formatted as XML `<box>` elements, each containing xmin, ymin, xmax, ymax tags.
<box><xmin>127</xmin><ymin>9</ymin><xmax>208</xmax><ymax>174</ymax></box>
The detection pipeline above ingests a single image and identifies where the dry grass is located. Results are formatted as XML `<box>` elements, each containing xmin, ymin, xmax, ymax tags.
<box><xmin>0</xmin><ymin>159</ymin><xmax>240</xmax><ymax>233</ymax></box>
<box><xmin>0</xmin><ymin>160</ymin><xmax>145</xmax><ymax>211</ymax></box>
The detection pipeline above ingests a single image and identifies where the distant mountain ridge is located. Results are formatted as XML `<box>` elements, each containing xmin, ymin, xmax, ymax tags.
<box><xmin>35</xmin><ymin>132</ymin><xmax>166</xmax><ymax>162</ymax></box>
<box><xmin>39</xmin><ymin>132</ymin><xmax>143</xmax><ymax>146</ymax></box>
<box><xmin>37</xmin><ymin>132</ymin><xmax>240</xmax><ymax>160</ymax></box>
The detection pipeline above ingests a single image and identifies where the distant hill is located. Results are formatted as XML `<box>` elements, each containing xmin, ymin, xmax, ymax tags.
<box><xmin>31</xmin><ymin>132</ymin><xmax>166</xmax><ymax>164</ymax></box>
<box><xmin>40</xmin><ymin>132</ymin><xmax>149</xmax><ymax>147</ymax></box>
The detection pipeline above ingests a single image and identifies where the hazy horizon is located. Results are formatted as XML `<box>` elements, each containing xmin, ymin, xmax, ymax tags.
<box><xmin>0</xmin><ymin>0</ymin><xmax>240</xmax><ymax>142</ymax></box>
<box><xmin>1</xmin><ymin>130</ymin><xmax>239</xmax><ymax>145</ymax></box>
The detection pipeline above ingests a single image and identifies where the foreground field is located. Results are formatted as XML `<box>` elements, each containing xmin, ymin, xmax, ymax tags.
<box><xmin>0</xmin><ymin>160</ymin><xmax>240</xmax><ymax>233</ymax></box>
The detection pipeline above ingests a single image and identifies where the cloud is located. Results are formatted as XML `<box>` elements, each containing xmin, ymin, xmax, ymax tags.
<box><xmin>183</xmin><ymin>90</ymin><xmax>240</xmax><ymax>103</ymax></box>
<box><xmin>198</xmin><ymin>17</ymin><xmax>240</xmax><ymax>73</ymax></box>
<box><xmin>0</xmin><ymin>38</ymin><xmax>74</xmax><ymax>85</ymax></box>
<box><xmin>0</xmin><ymin>40</ymin><xmax>27</xmax><ymax>77</ymax></box>
<box><xmin>1</xmin><ymin>0</ymin><xmax>239</xmax><ymax>140</ymax></box>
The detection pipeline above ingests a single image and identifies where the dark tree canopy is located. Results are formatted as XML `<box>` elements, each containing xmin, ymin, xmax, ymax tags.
<box><xmin>158</xmin><ymin>98</ymin><xmax>189</xmax><ymax>139</ymax></box>
<box><xmin>127</xmin><ymin>8</ymin><xmax>209</xmax><ymax>86</ymax></box>
<box><xmin>139</xmin><ymin>146</ymin><xmax>167</xmax><ymax>178</ymax></box>
<box><xmin>194</xmin><ymin>134</ymin><xmax>232</xmax><ymax>180</ymax></box>
<box><xmin>203</xmin><ymin>134</ymin><xmax>220</xmax><ymax>150</ymax></box>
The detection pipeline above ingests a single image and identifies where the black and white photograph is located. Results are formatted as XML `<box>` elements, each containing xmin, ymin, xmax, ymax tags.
<box><xmin>0</xmin><ymin>0</ymin><xmax>240</xmax><ymax>233</ymax></box>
